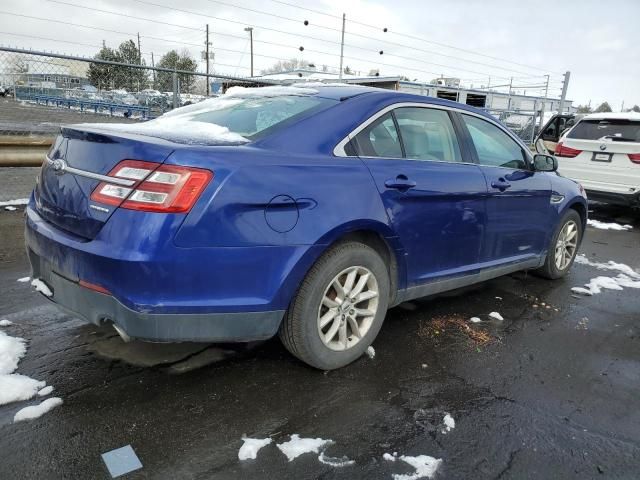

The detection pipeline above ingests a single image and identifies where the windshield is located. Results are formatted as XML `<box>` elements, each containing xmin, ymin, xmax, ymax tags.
<box><xmin>567</xmin><ymin>119</ymin><xmax>640</xmax><ymax>142</ymax></box>
<box><xmin>166</xmin><ymin>94</ymin><xmax>338</xmax><ymax>140</ymax></box>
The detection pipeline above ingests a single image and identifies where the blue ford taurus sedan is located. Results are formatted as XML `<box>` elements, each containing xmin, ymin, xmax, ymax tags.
<box><xmin>25</xmin><ymin>85</ymin><xmax>587</xmax><ymax>369</ymax></box>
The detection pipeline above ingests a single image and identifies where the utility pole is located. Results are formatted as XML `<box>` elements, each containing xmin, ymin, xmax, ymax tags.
<box><xmin>151</xmin><ymin>52</ymin><xmax>156</xmax><ymax>86</ymax></box>
<box><xmin>538</xmin><ymin>74</ymin><xmax>550</xmax><ymax>130</ymax></box>
<box><xmin>137</xmin><ymin>33</ymin><xmax>141</xmax><ymax>62</ymax></box>
<box><xmin>507</xmin><ymin>77</ymin><xmax>513</xmax><ymax>110</ymax></box>
<box><xmin>206</xmin><ymin>24</ymin><xmax>210</xmax><ymax>95</ymax></box>
<box><xmin>338</xmin><ymin>13</ymin><xmax>345</xmax><ymax>81</ymax></box>
<box><xmin>559</xmin><ymin>71</ymin><xmax>571</xmax><ymax>113</ymax></box>
<box><xmin>244</xmin><ymin>27</ymin><xmax>253</xmax><ymax>77</ymax></box>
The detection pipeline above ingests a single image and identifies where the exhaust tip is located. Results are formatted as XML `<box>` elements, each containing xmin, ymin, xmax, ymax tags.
<box><xmin>112</xmin><ymin>324</ymin><xmax>131</xmax><ymax>343</ymax></box>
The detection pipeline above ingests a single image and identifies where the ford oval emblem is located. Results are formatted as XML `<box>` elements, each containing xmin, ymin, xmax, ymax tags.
<box><xmin>52</xmin><ymin>159</ymin><xmax>67</xmax><ymax>174</ymax></box>
<box><xmin>599</xmin><ymin>144</ymin><xmax>607</xmax><ymax>151</ymax></box>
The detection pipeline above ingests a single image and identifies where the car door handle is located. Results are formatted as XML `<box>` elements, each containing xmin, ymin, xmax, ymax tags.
<box><xmin>491</xmin><ymin>179</ymin><xmax>511</xmax><ymax>191</ymax></box>
<box><xmin>384</xmin><ymin>176</ymin><xmax>416</xmax><ymax>190</ymax></box>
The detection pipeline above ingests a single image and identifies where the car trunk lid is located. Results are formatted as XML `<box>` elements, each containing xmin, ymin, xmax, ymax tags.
<box><xmin>34</xmin><ymin>126</ymin><xmax>175</xmax><ymax>239</ymax></box>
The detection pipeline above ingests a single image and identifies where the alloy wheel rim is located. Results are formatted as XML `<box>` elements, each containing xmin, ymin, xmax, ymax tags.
<box><xmin>555</xmin><ymin>220</ymin><xmax>578</xmax><ymax>270</ymax></box>
<box><xmin>317</xmin><ymin>266</ymin><xmax>379</xmax><ymax>351</ymax></box>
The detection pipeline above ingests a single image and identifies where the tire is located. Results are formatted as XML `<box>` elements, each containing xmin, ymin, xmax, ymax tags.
<box><xmin>535</xmin><ymin>209</ymin><xmax>582</xmax><ymax>279</ymax></box>
<box><xmin>279</xmin><ymin>241</ymin><xmax>390</xmax><ymax>370</ymax></box>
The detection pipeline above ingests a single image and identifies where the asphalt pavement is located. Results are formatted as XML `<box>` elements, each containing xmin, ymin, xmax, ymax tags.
<box><xmin>0</xmin><ymin>168</ymin><xmax>638</xmax><ymax>479</ymax></box>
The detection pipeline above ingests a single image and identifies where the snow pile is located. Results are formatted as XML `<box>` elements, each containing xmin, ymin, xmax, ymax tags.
<box><xmin>4</xmin><ymin>206</ymin><xmax>17</xmax><ymax>211</ymax></box>
<box><xmin>277</xmin><ymin>434</ymin><xmax>332</xmax><ymax>461</ymax></box>
<box><xmin>318</xmin><ymin>452</ymin><xmax>355</xmax><ymax>467</ymax></box>
<box><xmin>14</xmin><ymin>397</ymin><xmax>63</xmax><ymax>422</ymax></box>
<box><xmin>442</xmin><ymin>413</ymin><xmax>455</xmax><ymax>433</ymax></box>
<box><xmin>0</xmin><ymin>320</ymin><xmax>12</xmax><ymax>327</ymax></box>
<box><xmin>384</xmin><ymin>453</ymin><xmax>442</xmax><ymax>480</ymax></box>
<box><xmin>225</xmin><ymin>85</ymin><xmax>318</xmax><ymax>98</ymax></box>
<box><xmin>573</xmin><ymin>255</ymin><xmax>640</xmax><ymax>295</ymax></box>
<box><xmin>0</xmin><ymin>198</ymin><xmax>29</xmax><ymax>207</ymax></box>
<box><xmin>469</xmin><ymin>317</ymin><xmax>481</xmax><ymax>323</ymax></box>
<box><xmin>488</xmin><ymin>312</ymin><xmax>504</xmax><ymax>321</ymax></box>
<box><xmin>366</xmin><ymin>346</ymin><xmax>376</xmax><ymax>359</ymax></box>
<box><xmin>587</xmin><ymin>219</ymin><xmax>632</xmax><ymax>231</ymax></box>
<box><xmin>0</xmin><ymin>331</ymin><xmax>46</xmax><ymax>406</ymax></box>
<box><xmin>31</xmin><ymin>279</ymin><xmax>52</xmax><ymax>297</ymax></box>
<box><xmin>38</xmin><ymin>385</ymin><xmax>54</xmax><ymax>396</ymax></box>
<box><xmin>238</xmin><ymin>437</ymin><xmax>272</xmax><ymax>460</ymax></box>
<box><xmin>17</xmin><ymin>277</ymin><xmax>30</xmax><ymax>283</ymax></box>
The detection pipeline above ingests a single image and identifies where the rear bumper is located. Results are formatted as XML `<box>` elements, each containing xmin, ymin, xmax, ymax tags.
<box><xmin>585</xmin><ymin>189</ymin><xmax>640</xmax><ymax>207</ymax></box>
<box><xmin>28</xmin><ymin>247</ymin><xmax>284</xmax><ymax>342</ymax></box>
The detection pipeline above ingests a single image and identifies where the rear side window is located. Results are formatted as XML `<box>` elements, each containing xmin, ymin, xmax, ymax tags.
<box><xmin>172</xmin><ymin>95</ymin><xmax>338</xmax><ymax>140</ymax></box>
<box><xmin>353</xmin><ymin>113</ymin><xmax>403</xmax><ymax>158</ymax></box>
<box><xmin>567</xmin><ymin>119</ymin><xmax>640</xmax><ymax>142</ymax></box>
<box><xmin>462</xmin><ymin>114</ymin><xmax>527</xmax><ymax>169</ymax></box>
<box><xmin>394</xmin><ymin>107</ymin><xmax>461</xmax><ymax>162</ymax></box>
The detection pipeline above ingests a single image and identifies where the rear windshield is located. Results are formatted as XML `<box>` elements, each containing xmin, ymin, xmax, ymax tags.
<box><xmin>567</xmin><ymin>119</ymin><xmax>640</xmax><ymax>142</ymax></box>
<box><xmin>168</xmin><ymin>95</ymin><xmax>338</xmax><ymax>140</ymax></box>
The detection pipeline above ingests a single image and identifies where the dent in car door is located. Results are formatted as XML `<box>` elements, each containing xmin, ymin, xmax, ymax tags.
<box><xmin>352</xmin><ymin>107</ymin><xmax>488</xmax><ymax>286</ymax></box>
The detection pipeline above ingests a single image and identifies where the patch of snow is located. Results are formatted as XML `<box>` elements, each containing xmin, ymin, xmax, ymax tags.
<box><xmin>0</xmin><ymin>320</ymin><xmax>12</xmax><ymax>327</ymax></box>
<box><xmin>392</xmin><ymin>455</ymin><xmax>442</xmax><ymax>480</ymax></box>
<box><xmin>160</xmin><ymin>97</ymin><xmax>244</xmax><ymax>119</ymax></box>
<box><xmin>383</xmin><ymin>452</ymin><xmax>398</xmax><ymax>462</ymax></box>
<box><xmin>575</xmin><ymin>255</ymin><xmax>640</xmax><ymax>279</ymax></box>
<box><xmin>225</xmin><ymin>85</ymin><xmax>318</xmax><ymax>98</ymax></box>
<box><xmin>366</xmin><ymin>346</ymin><xmax>376</xmax><ymax>359</ymax></box>
<box><xmin>0</xmin><ymin>374</ymin><xmax>45</xmax><ymax>406</ymax></box>
<box><xmin>469</xmin><ymin>317</ymin><xmax>481</xmax><ymax>323</ymax></box>
<box><xmin>238</xmin><ymin>437</ymin><xmax>272</xmax><ymax>460</ymax></box>
<box><xmin>495</xmin><ymin>296</ymin><xmax>503</xmax><ymax>300</ymax></box>
<box><xmin>38</xmin><ymin>385</ymin><xmax>54</xmax><ymax>396</ymax></box>
<box><xmin>14</xmin><ymin>397</ymin><xmax>63</xmax><ymax>422</ymax></box>
<box><xmin>4</xmin><ymin>206</ymin><xmax>17</xmax><ymax>211</ymax></box>
<box><xmin>17</xmin><ymin>277</ymin><xmax>30</xmax><ymax>283</ymax></box>
<box><xmin>276</xmin><ymin>434</ymin><xmax>332</xmax><ymax>461</ymax></box>
<box><xmin>442</xmin><ymin>413</ymin><xmax>455</xmax><ymax>433</ymax></box>
<box><xmin>571</xmin><ymin>287</ymin><xmax>593</xmax><ymax>296</ymax></box>
<box><xmin>0</xmin><ymin>330</ymin><xmax>26</xmax><ymax>374</ymax></box>
<box><xmin>31</xmin><ymin>279</ymin><xmax>52</xmax><ymax>297</ymax></box>
<box><xmin>488</xmin><ymin>312</ymin><xmax>504</xmax><ymax>321</ymax></box>
<box><xmin>587</xmin><ymin>219</ymin><xmax>632</xmax><ymax>231</ymax></box>
<box><xmin>318</xmin><ymin>452</ymin><xmax>355</xmax><ymax>467</ymax></box>
<box><xmin>0</xmin><ymin>198</ymin><xmax>29</xmax><ymax>207</ymax></box>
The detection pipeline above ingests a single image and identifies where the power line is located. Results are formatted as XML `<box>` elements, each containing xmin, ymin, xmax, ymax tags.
<box><xmin>267</xmin><ymin>0</ymin><xmax>562</xmax><ymax>75</ymax></box>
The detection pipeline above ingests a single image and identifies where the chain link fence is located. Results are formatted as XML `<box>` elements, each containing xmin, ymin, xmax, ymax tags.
<box><xmin>0</xmin><ymin>46</ymin><xmax>545</xmax><ymax>146</ymax></box>
<box><xmin>0</xmin><ymin>47</ymin><xmax>273</xmax><ymax>137</ymax></box>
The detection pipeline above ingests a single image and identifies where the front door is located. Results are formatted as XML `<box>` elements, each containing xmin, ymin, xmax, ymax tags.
<box><xmin>458</xmin><ymin>113</ymin><xmax>552</xmax><ymax>265</ymax></box>
<box><xmin>353</xmin><ymin>107</ymin><xmax>488</xmax><ymax>286</ymax></box>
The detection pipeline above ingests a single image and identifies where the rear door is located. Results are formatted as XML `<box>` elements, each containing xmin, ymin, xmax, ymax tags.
<box><xmin>458</xmin><ymin>113</ymin><xmax>552</xmax><ymax>264</ymax></box>
<box><xmin>35</xmin><ymin>127</ymin><xmax>174</xmax><ymax>239</ymax></box>
<box><xmin>353</xmin><ymin>106</ymin><xmax>488</xmax><ymax>286</ymax></box>
<box><xmin>558</xmin><ymin>117</ymin><xmax>640</xmax><ymax>194</ymax></box>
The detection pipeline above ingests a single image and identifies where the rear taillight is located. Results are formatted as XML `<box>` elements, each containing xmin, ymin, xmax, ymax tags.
<box><xmin>90</xmin><ymin>160</ymin><xmax>213</xmax><ymax>213</ymax></box>
<box><xmin>555</xmin><ymin>142</ymin><xmax>582</xmax><ymax>158</ymax></box>
<box><xmin>628</xmin><ymin>153</ymin><xmax>640</xmax><ymax>164</ymax></box>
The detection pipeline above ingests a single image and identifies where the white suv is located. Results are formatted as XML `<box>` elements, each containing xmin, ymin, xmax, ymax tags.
<box><xmin>553</xmin><ymin>112</ymin><xmax>640</xmax><ymax>206</ymax></box>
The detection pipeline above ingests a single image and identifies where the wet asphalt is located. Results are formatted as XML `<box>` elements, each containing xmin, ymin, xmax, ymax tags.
<box><xmin>0</xmin><ymin>168</ymin><xmax>639</xmax><ymax>479</ymax></box>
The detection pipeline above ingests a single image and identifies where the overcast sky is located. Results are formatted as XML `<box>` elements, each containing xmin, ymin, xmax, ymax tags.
<box><xmin>1</xmin><ymin>0</ymin><xmax>638</xmax><ymax>108</ymax></box>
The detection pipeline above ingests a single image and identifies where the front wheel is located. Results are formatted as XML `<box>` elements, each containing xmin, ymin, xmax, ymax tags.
<box><xmin>279</xmin><ymin>241</ymin><xmax>390</xmax><ymax>370</ymax></box>
<box><xmin>536</xmin><ymin>209</ymin><xmax>582</xmax><ymax>279</ymax></box>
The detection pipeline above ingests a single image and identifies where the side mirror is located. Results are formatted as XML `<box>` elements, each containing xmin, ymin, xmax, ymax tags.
<box><xmin>533</xmin><ymin>154</ymin><xmax>558</xmax><ymax>172</ymax></box>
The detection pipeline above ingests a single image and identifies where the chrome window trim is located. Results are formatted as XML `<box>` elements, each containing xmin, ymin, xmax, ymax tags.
<box><xmin>333</xmin><ymin>102</ymin><xmax>532</xmax><ymax>167</ymax></box>
<box><xmin>45</xmin><ymin>156</ymin><xmax>136</xmax><ymax>187</ymax></box>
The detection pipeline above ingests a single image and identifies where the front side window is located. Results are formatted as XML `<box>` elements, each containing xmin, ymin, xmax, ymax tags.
<box><xmin>462</xmin><ymin>114</ymin><xmax>528</xmax><ymax>169</ymax></box>
<box><xmin>394</xmin><ymin>108</ymin><xmax>461</xmax><ymax>162</ymax></box>
<box><xmin>352</xmin><ymin>112</ymin><xmax>403</xmax><ymax>158</ymax></box>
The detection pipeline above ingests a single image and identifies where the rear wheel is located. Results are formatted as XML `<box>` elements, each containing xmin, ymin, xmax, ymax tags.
<box><xmin>536</xmin><ymin>209</ymin><xmax>582</xmax><ymax>279</ymax></box>
<box><xmin>279</xmin><ymin>241</ymin><xmax>390</xmax><ymax>370</ymax></box>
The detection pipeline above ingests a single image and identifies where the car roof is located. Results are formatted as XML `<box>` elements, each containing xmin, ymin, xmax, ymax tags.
<box><xmin>581</xmin><ymin>112</ymin><xmax>640</xmax><ymax>121</ymax></box>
